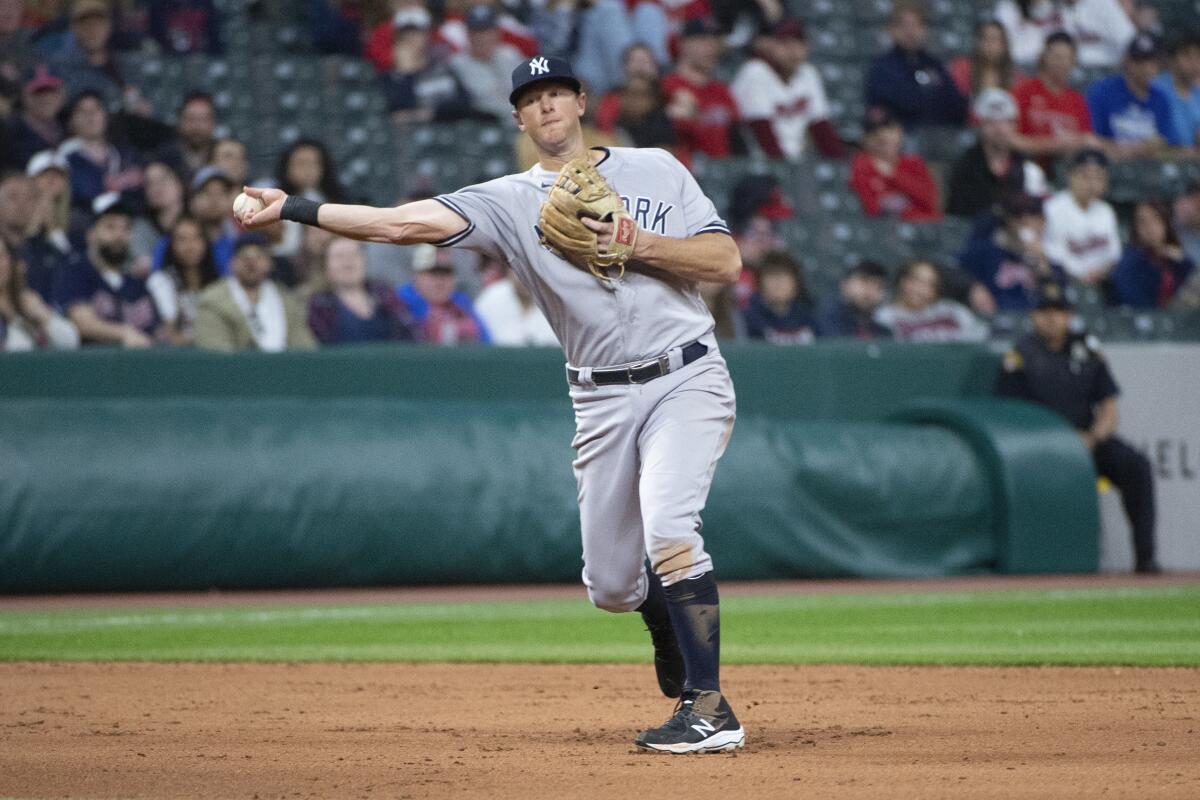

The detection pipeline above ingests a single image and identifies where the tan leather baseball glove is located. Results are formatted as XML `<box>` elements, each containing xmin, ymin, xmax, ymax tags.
<box><xmin>538</xmin><ymin>157</ymin><xmax>638</xmax><ymax>283</ymax></box>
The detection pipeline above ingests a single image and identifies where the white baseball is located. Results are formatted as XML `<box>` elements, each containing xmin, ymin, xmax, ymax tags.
<box><xmin>232</xmin><ymin>192</ymin><xmax>265</xmax><ymax>219</ymax></box>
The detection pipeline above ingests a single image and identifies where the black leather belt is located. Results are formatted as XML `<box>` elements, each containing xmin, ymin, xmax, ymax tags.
<box><xmin>567</xmin><ymin>341</ymin><xmax>708</xmax><ymax>386</ymax></box>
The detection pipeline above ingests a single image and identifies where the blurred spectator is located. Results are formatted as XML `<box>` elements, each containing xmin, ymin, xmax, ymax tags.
<box><xmin>57</xmin><ymin>89</ymin><xmax>142</xmax><ymax>214</ymax></box>
<box><xmin>167</xmin><ymin>165</ymin><xmax>236</xmax><ymax>274</ymax></box>
<box><xmin>396</xmin><ymin>244</ymin><xmax>490</xmax><ymax>345</ymax></box>
<box><xmin>995</xmin><ymin>0</ymin><xmax>1136</xmax><ymax>68</ymax></box>
<box><xmin>309</xmin><ymin>0</ymin><xmax>373</xmax><ymax>56</ymax></box>
<box><xmin>875</xmin><ymin>259</ymin><xmax>989</xmax><ymax>342</ymax></box>
<box><xmin>711</xmin><ymin>0</ymin><xmax>785</xmax><ymax>50</ymax></box>
<box><xmin>379</xmin><ymin>8</ymin><xmax>474</xmax><ymax>123</ymax></box>
<box><xmin>865</xmin><ymin>3</ymin><xmax>967</xmax><ymax>128</ymax></box>
<box><xmin>1011</xmin><ymin>32</ymin><xmax>1101</xmax><ymax>167</ymax></box>
<box><xmin>47</xmin><ymin>0</ymin><xmax>145</xmax><ymax>111</ymax></box>
<box><xmin>742</xmin><ymin>250</ymin><xmax>815</xmax><ymax>344</ymax></box>
<box><xmin>814</xmin><ymin>260</ymin><xmax>891</xmax><ymax>339</ymax></box>
<box><xmin>1110</xmin><ymin>200</ymin><xmax>1194</xmax><ymax>307</ymax></box>
<box><xmin>194</xmin><ymin>233</ymin><xmax>317</xmax><ymax>352</ymax></box>
<box><xmin>730</xmin><ymin>19</ymin><xmax>845</xmax><ymax>161</ymax></box>
<box><xmin>274</xmin><ymin>139</ymin><xmax>350</xmax><ymax>258</ymax></box>
<box><xmin>0</xmin><ymin>242</ymin><xmax>78</xmax><ymax>350</ymax></box>
<box><xmin>1175</xmin><ymin>180</ymin><xmax>1200</xmax><ymax>267</ymax></box>
<box><xmin>436</xmin><ymin>0</ymin><xmax>539</xmax><ymax>60</ymax></box>
<box><xmin>958</xmin><ymin>192</ymin><xmax>1067</xmax><ymax>310</ymax></box>
<box><xmin>148</xmin><ymin>0</ymin><xmax>222</xmax><ymax>55</ymax></box>
<box><xmin>850</xmin><ymin>106</ymin><xmax>941</xmax><ymax>222</ymax></box>
<box><xmin>1044</xmin><ymin>148</ymin><xmax>1121</xmax><ymax>284</ymax></box>
<box><xmin>996</xmin><ymin>280</ymin><xmax>1158</xmax><ymax>574</ymax></box>
<box><xmin>134</xmin><ymin>161</ymin><xmax>184</xmax><ymax>252</ymax></box>
<box><xmin>22</xmin><ymin>150</ymin><xmax>75</xmax><ymax>303</ymax></box>
<box><xmin>1153</xmin><ymin>33</ymin><xmax>1200</xmax><ymax>149</ymax></box>
<box><xmin>699</xmin><ymin>280</ymin><xmax>746</xmax><ymax>341</ymax></box>
<box><xmin>662</xmin><ymin>18</ymin><xmax>738</xmax><ymax>164</ymax></box>
<box><xmin>294</xmin><ymin>223</ymin><xmax>336</xmax><ymax>291</ymax></box>
<box><xmin>568</xmin><ymin>0</ymin><xmax>635</xmax><ymax>97</ymax></box>
<box><xmin>155</xmin><ymin>92</ymin><xmax>217</xmax><ymax>183</ymax></box>
<box><xmin>473</xmin><ymin>267</ymin><xmax>557</xmax><ymax>346</ymax></box>
<box><xmin>727</xmin><ymin>173</ymin><xmax>792</xmax><ymax>304</ymax></box>
<box><xmin>0</xmin><ymin>0</ymin><xmax>36</xmax><ymax>86</ymax></box>
<box><xmin>1086</xmin><ymin>35</ymin><xmax>1178</xmax><ymax>157</ymax></box>
<box><xmin>946</xmin><ymin>89</ymin><xmax>1047</xmax><ymax>219</ymax></box>
<box><xmin>595</xmin><ymin>44</ymin><xmax>661</xmax><ymax>132</ymax></box>
<box><xmin>146</xmin><ymin>214</ymin><xmax>219</xmax><ymax>343</ymax></box>
<box><xmin>949</xmin><ymin>20</ymin><xmax>1023</xmax><ymax>102</ymax></box>
<box><xmin>306</xmin><ymin>236</ymin><xmax>414</xmax><ymax>345</ymax></box>
<box><xmin>210</xmin><ymin>137</ymin><xmax>248</xmax><ymax>187</ymax></box>
<box><xmin>7</xmin><ymin>67</ymin><xmax>67</xmax><ymax>170</ymax></box>
<box><xmin>449</xmin><ymin>5</ymin><xmax>524</xmax><ymax>121</ymax></box>
<box><xmin>602</xmin><ymin>76</ymin><xmax>675</xmax><ymax>150</ymax></box>
<box><xmin>54</xmin><ymin>193</ymin><xmax>163</xmax><ymax>347</ymax></box>
<box><xmin>0</xmin><ymin>170</ymin><xmax>33</xmax><ymax>252</ymax></box>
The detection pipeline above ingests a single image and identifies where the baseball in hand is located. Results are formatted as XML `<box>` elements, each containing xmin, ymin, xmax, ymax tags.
<box><xmin>232</xmin><ymin>192</ymin><xmax>265</xmax><ymax>220</ymax></box>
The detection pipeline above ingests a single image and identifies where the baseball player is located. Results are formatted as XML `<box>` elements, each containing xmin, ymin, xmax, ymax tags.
<box><xmin>239</xmin><ymin>56</ymin><xmax>744</xmax><ymax>754</ymax></box>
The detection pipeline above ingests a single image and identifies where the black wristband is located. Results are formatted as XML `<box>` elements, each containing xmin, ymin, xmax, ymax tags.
<box><xmin>280</xmin><ymin>196</ymin><xmax>324</xmax><ymax>227</ymax></box>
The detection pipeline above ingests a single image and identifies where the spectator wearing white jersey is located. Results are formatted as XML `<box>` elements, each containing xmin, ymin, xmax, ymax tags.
<box><xmin>994</xmin><ymin>0</ymin><xmax>1136</xmax><ymax>68</ymax></box>
<box><xmin>474</xmin><ymin>265</ymin><xmax>558</xmax><ymax>347</ymax></box>
<box><xmin>730</xmin><ymin>19</ymin><xmax>845</xmax><ymax>161</ymax></box>
<box><xmin>875</xmin><ymin>260</ymin><xmax>989</xmax><ymax>343</ymax></box>
<box><xmin>1043</xmin><ymin>148</ymin><xmax>1121</xmax><ymax>284</ymax></box>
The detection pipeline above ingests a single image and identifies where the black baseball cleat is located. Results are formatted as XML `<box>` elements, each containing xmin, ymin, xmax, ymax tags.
<box><xmin>644</xmin><ymin>618</ymin><xmax>686</xmax><ymax>698</ymax></box>
<box><xmin>634</xmin><ymin>690</ymin><xmax>745</xmax><ymax>754</ymax></box>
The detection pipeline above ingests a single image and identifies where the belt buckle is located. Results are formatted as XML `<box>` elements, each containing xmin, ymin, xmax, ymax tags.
<box><xmin>630</xmin><ymin>355</ymin><xmax>669</xmax><ymax>384</ymax></box>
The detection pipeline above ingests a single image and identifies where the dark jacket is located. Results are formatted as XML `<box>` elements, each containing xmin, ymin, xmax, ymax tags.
<box><xmin>865</xmin><ymin>46</ymin><xmax>968</xmax><ymax>127</ymax></box>
<box><xmin>1109</xmin><ymin>246</ymin><xmax>1194</xmax><ymax>309</ymax></box>
<box><xmin>945</xmin><ymin>142</ymin><xmax>1036</xmax><ymax>219</ymax></box>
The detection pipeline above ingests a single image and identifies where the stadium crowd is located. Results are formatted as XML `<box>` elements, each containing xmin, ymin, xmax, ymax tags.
<box><xmin>1</xmin><ymin>0</ymin><xmax>1200</xmax><ymax>352</ymax></box>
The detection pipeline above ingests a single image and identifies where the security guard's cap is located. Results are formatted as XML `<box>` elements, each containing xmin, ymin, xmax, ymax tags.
<box><xmin>510</xmin><ymin>55</ymin><xmax>581</xmax><ymax>106</ymax></box>
<box><xmin>1033</xmin><ymin>281</ymin><xmax>1072</xmax><ymax>311</ymax></box>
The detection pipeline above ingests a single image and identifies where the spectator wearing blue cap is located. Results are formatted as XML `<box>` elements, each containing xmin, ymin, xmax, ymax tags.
<box><xmin>1043</xmin><ymin>148</ymin><xmax>1121</xmax><ymax>284</ymax></box>
<box><xmin>54</xmin><ymin>192</ymin><xmax>164</xmax><ymax>347</ymax></box>
<box><xmin>193</xmin><ymin>232</ymin><xmax>316</xmax><ymax>352</ymax></box>
<box><xmin>1151</xmin><ymin>34</ymin><xmax>1200</xmax><ymax>150</ymax></box>
<box><xmin>449</xmin><ymin>5</ymin><xmax>525</xmax><ymax>121</ymax></box>
<box><xmin>1085</xmin><ymin>34</ymin><xmax>1180</xmax><ymax>157</ymax></box>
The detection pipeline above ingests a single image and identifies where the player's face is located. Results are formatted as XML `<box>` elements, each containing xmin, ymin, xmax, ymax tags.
<box><xmin>513</xmin><ymin>83</ymin><xmax>586</xmax><ymax>147</ymax></box>
<box><xmin>324</xmin><ymin>238</ymin><xmax>367</xmax><ymax>289</ymax></box>
<box><xmin>1031</xmin><ymin>307</ymin><xmax>1071</xmax><ymax>342</ymax></box>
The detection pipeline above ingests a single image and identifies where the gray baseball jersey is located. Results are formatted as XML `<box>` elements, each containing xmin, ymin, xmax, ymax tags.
<box><xmin>434</xmin><ymin>146</ymin><xmax>736</xmax><ymax>606</ymax></box>
<box><xmin>433</xmin><ymin>146</ymin><xmax>731</xmax><ymax>367</ymax></box>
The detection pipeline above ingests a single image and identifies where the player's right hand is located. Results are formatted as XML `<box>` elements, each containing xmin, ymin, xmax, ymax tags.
<box><xmin>240</xmin><ymin>186</ymin><xmax>287</xmax><ymax>229</ymax></box>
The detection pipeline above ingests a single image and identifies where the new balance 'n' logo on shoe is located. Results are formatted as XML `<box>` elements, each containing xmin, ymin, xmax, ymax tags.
<box><xmin>634</xmin><ymin>690</ymin><xmax>745</xmax><ymax>754</ymax></box>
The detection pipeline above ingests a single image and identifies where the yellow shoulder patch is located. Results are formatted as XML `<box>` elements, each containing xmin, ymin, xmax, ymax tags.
<box><xmin>1003</xmin><ymin>350</ymin><xmax>1024</xmax><ymax>372</ymax></box>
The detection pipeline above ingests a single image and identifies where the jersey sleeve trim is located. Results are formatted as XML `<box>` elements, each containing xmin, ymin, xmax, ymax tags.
<box><xmin>696</xmin><ymin>222</ymin><xmax>732</xmax><ymax>235</ymax></box>
<box><xmin>432</xmin><ymin>196</ymin><xmax>476</xmax><ymax>248</ymax></box>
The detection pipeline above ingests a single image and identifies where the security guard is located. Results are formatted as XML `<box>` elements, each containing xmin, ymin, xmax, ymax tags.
<box><xmin>996</xmin><ymin>282</ymin><xmax>1160</xmax><ymax>573</ymax></box>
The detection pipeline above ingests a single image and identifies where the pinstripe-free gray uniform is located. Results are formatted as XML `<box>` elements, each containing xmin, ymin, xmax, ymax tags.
<box><xmin>434</xmin><ymin>146</ymin><xmax>736</xmax><ymax>610</ymax></box>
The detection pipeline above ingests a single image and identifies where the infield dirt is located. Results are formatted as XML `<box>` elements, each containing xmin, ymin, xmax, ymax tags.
<box><xmin>2</xmin><ymin>661</ymin><xmax>1197</xmax><ymax>799</ymax></box>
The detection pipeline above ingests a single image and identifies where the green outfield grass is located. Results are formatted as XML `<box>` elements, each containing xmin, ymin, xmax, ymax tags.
<box><xmin>1</xmin><ymin>585</ymin><xmax>1198</xmax><ymax>666</ymax></box>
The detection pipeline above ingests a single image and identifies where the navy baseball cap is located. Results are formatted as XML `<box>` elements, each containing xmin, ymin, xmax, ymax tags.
<box><xmin>465</xmin><ymin>4</ymin><xmax>498</xmax><ymax>31</ymax></box>
<box><xmin>1127</xmin><ymin>33</ymin><xmax>1160</xmax><ymax>60</ymax></box>
<box><xmin>1033</xmin><ymin>280</ymin><xmax>1072</xmax><ymax>310</ymax></box>
<box><xmin>1069</xmin><ymin>147</ymin><xmax>1109</xmax><ymax>170</ymax></box>
<box><xmin>509</xmin><ymin>55</ymin><xmax>582</xmax><ymax>106</ymax></box>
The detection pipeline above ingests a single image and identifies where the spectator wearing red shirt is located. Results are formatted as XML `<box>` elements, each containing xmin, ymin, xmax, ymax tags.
<box><xmin>850</xmin><ymin>107</ymin><xmax>941</xmax><ymax>222</ymax></box>
<box><xmin>1011</xmin><ymin>32</ymin><xmax>1101</xmax><ymax>165</ymax></box>
<box><xmin>662</xmin><ymin>17</ymin><xmax>738</xmax><ymax>164</ymax></box>
<box><xmin>596</xmin><ymin>43</ymin><xmax>661</xmax><ymax>134</ymax></box>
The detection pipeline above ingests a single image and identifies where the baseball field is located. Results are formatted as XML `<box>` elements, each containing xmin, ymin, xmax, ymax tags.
<box><xmin>2</xmin><ymin>574</ymin><xmax>1198</xmax><ymax>799</ymax></box>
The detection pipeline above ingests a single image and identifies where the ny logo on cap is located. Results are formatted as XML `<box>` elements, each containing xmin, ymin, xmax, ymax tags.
<box><xmin>529</xmin><ymin>57</ymin><xmax>550</xmax><ymax>75</ymax></box>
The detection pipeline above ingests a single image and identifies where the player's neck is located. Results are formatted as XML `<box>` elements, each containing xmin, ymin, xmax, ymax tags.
<box><xmin>537</xmin><ymin>141</ymin><xmax>595</xmax><ymax>172</ymax></box>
